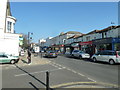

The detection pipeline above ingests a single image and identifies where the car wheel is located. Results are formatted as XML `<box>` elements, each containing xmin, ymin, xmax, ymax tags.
<box><xmin>93</xmin><ymin>57</ymin><xmax>97</xmax><ymax>62</ymax></box>
<box><xmin>10</xmin><ymin>60</ymin><xmax>16</xmax><ymax>64</ymax></box>
<box><xmin>109</xmin><ymin>59</ymin><xmax>115</xmax><ymax>65</ymax></box>
<box><xmin>79</xmin><ymin>55</ymin><xmax>82</xmax><ymax>59</ymax></box>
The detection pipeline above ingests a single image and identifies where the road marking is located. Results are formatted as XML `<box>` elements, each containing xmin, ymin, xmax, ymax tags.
<box><xmin>51</xmin><ymin>82</ymin><xmax>96</xmax><ymax>88</ymax></box>
<box><xmin>50</xmin><ymin>61</ymin><xmax>97</xmax><ymax>83</ymax></box>
<box><xmin>51</xmin><ymin>81</ymin><xmax>118</xmax><ymax>88</ymax></box>
<box><xmin>14</xmin><ymin>68</ymin><xmax>63</xmax><ymax>77</ymax></box>
<box><xmin>87</xmin><ymin>78</ymin><xmax>96</xmax><ymax>82</ymax></box>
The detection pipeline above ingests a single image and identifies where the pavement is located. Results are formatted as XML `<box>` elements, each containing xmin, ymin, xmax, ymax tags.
<box><xmin>16</xmin><ymin>53</ymin><xmax>50</xmax><ymax>67</ymax></box>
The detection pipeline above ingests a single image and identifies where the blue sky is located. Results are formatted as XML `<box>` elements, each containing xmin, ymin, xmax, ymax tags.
<box><xmin>10</xmin><ymin>2</ymin><xmax>118</xmax><ymax>43</ymax></box>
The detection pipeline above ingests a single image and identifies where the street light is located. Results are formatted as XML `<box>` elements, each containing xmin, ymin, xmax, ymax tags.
<box><xmin>28</xmin><ymin>32</ymin><xmax>33</xmax><ymax>50</ymax></box>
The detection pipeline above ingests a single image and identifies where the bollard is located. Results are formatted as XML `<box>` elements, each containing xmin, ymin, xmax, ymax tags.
<box><xmin>46</xmin><ymin>71</ymin><xmax>49</xmax><ymax>90</ymax></box>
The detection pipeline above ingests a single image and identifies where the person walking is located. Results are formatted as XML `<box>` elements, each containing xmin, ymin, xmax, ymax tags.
<box><xmin>27</xmin><ymin>49</ymin><xmax>31</xmax><ymax>64</ymax></box>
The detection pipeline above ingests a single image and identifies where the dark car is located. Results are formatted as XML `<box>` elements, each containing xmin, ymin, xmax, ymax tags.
<box><xmin>45</xmin><ymin>51</ymin><xmax>58</xmax><ymax>58</ymax></box>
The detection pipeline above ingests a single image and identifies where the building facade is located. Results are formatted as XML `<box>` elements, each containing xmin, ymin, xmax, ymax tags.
<box><xmin>0</xmin><ymin>0</ymin><xmax>19</xmax><ymax>56</ymax></box>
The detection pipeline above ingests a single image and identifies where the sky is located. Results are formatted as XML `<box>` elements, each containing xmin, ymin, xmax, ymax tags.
<box><xmin>10</xmin><ymin>1</ymin><xmax>118</xmax><ymax>43</ymax></box>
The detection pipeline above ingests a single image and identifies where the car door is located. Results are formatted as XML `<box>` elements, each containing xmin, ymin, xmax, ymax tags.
<box><xmin>100</xmin><ymin>51</ymin><xmax>108</xmax><ymax>62</ymax></box>
<box><xmin>0</xmin><ymin>54</ymin><xmax>10</xmax><ymax>63</ymax></box>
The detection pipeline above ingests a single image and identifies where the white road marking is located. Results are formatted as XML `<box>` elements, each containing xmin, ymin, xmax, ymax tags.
<box><xmin>14</xmin><ymin>68</ymin><xmax>63</xmax><ymax>77</ymax></box>
<box><xmin>87</xmin><ymin>78</ymin><xmax>96</xmax><ymax>82</ymax></box>
<box><xmin>50</xmin><ymin>61</ymin><xmax>97</xmax><ymax>83</ymax></box>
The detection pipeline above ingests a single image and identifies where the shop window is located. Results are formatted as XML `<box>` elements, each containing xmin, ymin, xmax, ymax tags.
<box><xmin>115</xmin><ymin>43</ymin><xmax>120</xmax><ymax>51</ymax></box>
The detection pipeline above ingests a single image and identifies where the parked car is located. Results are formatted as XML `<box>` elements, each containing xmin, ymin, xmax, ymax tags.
<box><xmin>45</xmin><ymin>51</ymin><xmax>58</xmax><ymax>58</ymax></box>
<box><xmin>0</xmin><ymin>53</ymin><xmax>19</xmax><ymax>64</ymax></box>
<box><xmin>65</xmin><ymin>52</ymin><xmax>71</xmax><ymax>57</ymax></box>
<box><xmin>91</xmin><ymin>50</ymin><xmax>120</xmax><ymax>65</ymax></box>
<box><xmin>71</xmin><ymin>50</ymin><xmax>90</xmax><ymax>59</ymax></box>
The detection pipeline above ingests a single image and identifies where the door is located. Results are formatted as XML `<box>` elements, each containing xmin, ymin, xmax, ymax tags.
<box><xmin>0</xmin><ymin>55</ymin><xmax>10</xmax><ymax>63</ymax></box>
<box><xmin>99</xmin><ymin>51</ymin><xmax>108</xmax><ymax>62</ymax></box>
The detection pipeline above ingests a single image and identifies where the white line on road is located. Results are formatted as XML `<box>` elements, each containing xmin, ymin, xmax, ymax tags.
<box><xmin>87</xmin><ymin>77</ymin><xmax>96</xmax><ymax>82</ymax></box>
<box><xmin>14</xmin><ymin>68</ymin><xmax>63</xmax><ymax>77</ymax></box>
<box><xmin>50</xmin><ymin>61</ymin><xmax>97</xmax><ymax>83</ymax></box>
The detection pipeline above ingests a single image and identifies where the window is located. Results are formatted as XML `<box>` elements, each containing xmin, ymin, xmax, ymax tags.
<box><xmin>86</xmin><ymin>36</ymin><xmax>90</xmax><ymax>41</ymax></box>
<box><xmin>73</xmin><ymin>50</ymin><xmax>79</xmax><ymax>52</ymax></box>
<box><xmin>100</xmin><ymin>51</ymin><xmax>107</xmax><ymax>55</ymax></box>
<box><xmin>7</xmin><ymin>21</ymin><xmax>12</xmax><ymax>33</ymax></box>
<box><xmin>107</xmin><ymin>52</ymin><xmax>116</xmax><ymax>55</ymax></box>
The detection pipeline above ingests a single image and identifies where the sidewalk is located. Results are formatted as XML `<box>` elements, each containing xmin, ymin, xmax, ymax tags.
<box><xmin>16</xmin><ymin>53</ymin><xmax>50</xmax><ymax>67</ymax></box>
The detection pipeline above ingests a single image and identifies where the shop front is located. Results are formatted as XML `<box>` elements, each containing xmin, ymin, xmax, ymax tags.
<box><xmin>112</xmin><ymin>38</ymin><xmax>120</xmax><ymax>51</ymax></box>
<box><xmin>80</xmin><ymin>41</ymin><xmax>95</xmax><ymax>56</ymax></box>
<box><xmin>64</xmin><ymin>44</ymin><xmax>72</xmax><ymax>54</ymax></box>
<box><xmin>71</xmin><ymin>42</ymin><xmax>80</xmax><ymax>50</ymax></box>
<box><xmin>92</xmin><ymin>38</ymin><xmax>120</xmax><ymax>52</ymax></box>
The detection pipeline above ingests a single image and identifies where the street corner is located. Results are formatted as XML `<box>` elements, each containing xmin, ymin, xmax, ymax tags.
<box><xmin>16</xmin><ymin>55</ymin><xmax>51</xmax><ymax>67</ymax></box>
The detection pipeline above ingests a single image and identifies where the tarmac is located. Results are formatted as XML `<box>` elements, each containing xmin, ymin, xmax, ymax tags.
<box><xmin>16</xmin><ymin>52</ymin><xmax>51</xmax><ymax>67</ymax></box>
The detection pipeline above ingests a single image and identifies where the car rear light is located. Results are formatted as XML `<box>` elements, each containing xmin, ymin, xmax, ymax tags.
<box><xmin>50</xmin><ymin>53</ymin><xmax>53</xmax><ymax>55</ymax></box>
<box><xmin>116</xmin><ymin>51</ymin><xmax>119</xmax><ymax>58</ymax></box>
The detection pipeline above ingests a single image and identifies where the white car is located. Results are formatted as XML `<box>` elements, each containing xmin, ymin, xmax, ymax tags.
<box><xmin>0</xmin><ymin>53</ymin><xmax>19</xmax><ymax>64</ymax></box>
<box><xmin>91</xmin><ymin>50</ymin><xmax>120</xmax><ymax>65</ymax></box>
<box><xmin>71</xmin><ymin>50</ymin><xmax>90</xmax><ymax>59</ymax></box>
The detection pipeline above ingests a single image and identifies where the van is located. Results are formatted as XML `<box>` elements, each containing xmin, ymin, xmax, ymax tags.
<box><xmin>91</xmin><ymin>50</ymin><xmax>120</xmax><ymax>65</ymax></box>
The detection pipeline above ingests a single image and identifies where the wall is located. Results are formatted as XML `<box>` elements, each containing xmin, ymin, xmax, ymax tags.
<box><xmin>0</xmin><ymin>0</ymin><xmax>7</xmax><ymax>38</ymax></box>
<box><xmin>0</xmin><ymin>33</ymin><xmax>19</xmax><ymax>56</ymax></box>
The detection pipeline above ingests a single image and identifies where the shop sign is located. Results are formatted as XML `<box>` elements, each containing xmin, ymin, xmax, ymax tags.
<box><xmin>112</xmin><ymin>38</ymin><xmax>120</xmax><ymax>43</ymax></box>
<box><xmin>71</xmin><ymin>43</ymin><xmax>79</xmax><ymax>47</ymax></box>
<box><xmin>80</xmin><ymin>41</ymin><xmax>92</xmax><ymax>45</ymax></box>
<box><xmin>93</xmin><ymin>38</ymin><xmax>112</xmax><ymax>44</ymax></box>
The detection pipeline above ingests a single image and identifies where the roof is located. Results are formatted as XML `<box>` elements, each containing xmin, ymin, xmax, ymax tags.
<box><xmin>60</xmin><ymin>31</ymin><xmax>83</xmax><ymax>36</ymax></box>
<box><xmin>67</xmin><ymin>34</ymin><xmax>83</xmax><ymax>39</ymax></box>
<box><xmin>7</xmin><ymin>0</ymin><xmax>12</xmax><ymax>16</ymax></box>
<box><xmin>86</xmin><ymin>30</ymin><xmax>99</xmax><ymax>35</ymax></box>
<box><xmin>98</xmin><ymin>26</ymin><xmax>119</xmax><ymax>33</ymax></box>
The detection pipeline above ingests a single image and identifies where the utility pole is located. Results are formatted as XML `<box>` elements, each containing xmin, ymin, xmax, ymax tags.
<box><xmin>28</xmin><ymin>32</ymin><xmax>33</xmax><ymax>50</ymax></box>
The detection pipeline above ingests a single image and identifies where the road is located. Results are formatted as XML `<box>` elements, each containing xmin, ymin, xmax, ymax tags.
<box><xmin>1</xmin><ymin>54</ymin><xmax>119</xmax><ymax>89</ymax></box>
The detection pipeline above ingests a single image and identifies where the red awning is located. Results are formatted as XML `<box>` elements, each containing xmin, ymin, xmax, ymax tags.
<box><xmin>80</xmin><ymin>41</ymin><xmax>92</xmax><ymax>45</ymax></box>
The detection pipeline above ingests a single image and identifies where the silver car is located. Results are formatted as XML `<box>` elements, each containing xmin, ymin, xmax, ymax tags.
<box><xmin>0</xmin><ymin>53</ymin><xmax>19</xmax><ymax>64</ymax></box>
<box><xmin>91</xmin><ymin>50</ymin><xmax>120</xmax><ymax>65</ymax></box>
<box><xmin>71</xmin><ymin>50</ymin><xmax>90</xmax><ymax>59</ymax></box>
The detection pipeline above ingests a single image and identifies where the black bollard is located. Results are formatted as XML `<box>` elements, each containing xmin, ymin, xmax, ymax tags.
<box><xmin>46</xmin><ymin>71</ymin><xmax>49</xmax><ymax>90</ymax></box>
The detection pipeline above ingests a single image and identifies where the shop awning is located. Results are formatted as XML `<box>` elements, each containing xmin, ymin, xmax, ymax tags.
<box><xmin>80</xmin><ymin>41</ymin><xmax>92</xmax><ymax>45</ymax></box>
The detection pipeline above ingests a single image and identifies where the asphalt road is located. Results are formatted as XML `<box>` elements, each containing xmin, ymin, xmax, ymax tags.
<box><xmin>1</xmin><ymin>55</ymin><xmax>119</xmax><ymax>89</ymax></box>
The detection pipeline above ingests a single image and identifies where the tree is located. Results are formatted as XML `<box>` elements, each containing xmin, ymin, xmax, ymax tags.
<box><xmin>21</xmin><ymin>34</ymin><xmax>29</xmax><ymax>49</ymax></box>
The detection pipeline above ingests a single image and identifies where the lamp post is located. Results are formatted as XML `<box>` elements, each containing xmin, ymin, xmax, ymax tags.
<box><xmin>28</xmin><ymin>32</ymin><xmax>33</xmax><ymax>50</ymax></box>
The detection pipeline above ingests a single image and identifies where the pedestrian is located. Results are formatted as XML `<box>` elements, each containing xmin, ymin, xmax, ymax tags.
<box><xmin>27</xmin><ymin>49</ymin><xmax>31</xmax><ymax>64</ymax></box>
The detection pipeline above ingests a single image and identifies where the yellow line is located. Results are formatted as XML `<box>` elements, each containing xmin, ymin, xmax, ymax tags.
<box><xmin>51</xmin><ymin>81</ymin><xmax>119</xmax><ymax>88</ymax></box>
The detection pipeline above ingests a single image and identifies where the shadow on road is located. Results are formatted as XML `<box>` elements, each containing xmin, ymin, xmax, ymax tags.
<box><xmin>21</xmin><ymin>59</ymin><xmax>28</xmax><ymax>64</ymax></box>
<box><xmin>14</xmin><ymin>64</ymin><xmax>54</xmax><ymax>90</ymax></box>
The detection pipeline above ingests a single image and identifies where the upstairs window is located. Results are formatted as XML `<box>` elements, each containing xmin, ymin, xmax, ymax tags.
<box><xmin>7</xmin><ymin>21</ymin><xmax>12</xmax><ymax>33</ymax></box>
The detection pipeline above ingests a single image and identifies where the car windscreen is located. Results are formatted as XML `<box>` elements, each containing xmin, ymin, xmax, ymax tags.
<box><xmin>48</xmin><ymin>51</ymin><xmax>55</xmax><ymax>53</ymax></box>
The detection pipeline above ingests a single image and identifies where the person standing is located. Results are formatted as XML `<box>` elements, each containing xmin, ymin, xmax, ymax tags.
<box><xmin>27</xmin><ymin>49</ymin><xmax>31</xmax><ymax>64</ymax></box>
